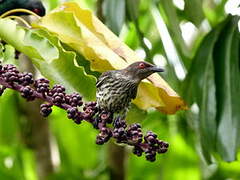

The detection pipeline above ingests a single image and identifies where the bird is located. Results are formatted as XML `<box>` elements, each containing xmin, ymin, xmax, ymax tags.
<box><xmin>96</xmin><ymin>61</ymin><xmax>164</xmax><ymax>118</ymax></box>
<box><xmin>0</xmin><ymin>0</ymin><xmax>45</xmax><ymax>16</ymax></box>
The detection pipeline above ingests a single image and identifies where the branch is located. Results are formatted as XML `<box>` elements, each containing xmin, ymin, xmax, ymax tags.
<box><xmin>0</xmin><ymin>61</ymin><xmax>168</xmax><ymax>162</ymax></box>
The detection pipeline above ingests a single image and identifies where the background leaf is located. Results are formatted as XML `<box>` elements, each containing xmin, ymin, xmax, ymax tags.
<box><xmin>184</xmin><ymin>16</ymin><xmax>240</xmax><ymax>162</ymax></box>
<box><xmin>102</xmin><ymin>0</ymin><xmax>126</xmax><ymax>35</ymax></box>
<box><xmin>213</xmin><ymin>17</ymin><xmax>240</xmax><ymax>161</ymax></box>
<box><xmin>159</xmin><ymin>0</ymin><xmax>190</xmax><ymax>60</ymax></box>
<box><xmin>0</xmin><ymin>18</ymin><xmax>96</xmax><ymax>100</ymax></box>
<box><xmin>184</xmin><ymin>0</ymin><xmax>204</xmax><ymax>26</ymax></box>
<box><xmin>183</xmin><ymin>28</ymin><xmax>219</xmax><ymax>162</ymax></box>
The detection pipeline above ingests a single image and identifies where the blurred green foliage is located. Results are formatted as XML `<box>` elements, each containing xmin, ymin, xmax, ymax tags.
<box><xmin>0</xmin><ymin>0</ymin><xmax>240</xmax><ymax>180</ymax></box>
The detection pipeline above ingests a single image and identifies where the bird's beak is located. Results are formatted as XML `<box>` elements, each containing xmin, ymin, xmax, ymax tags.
<box><xmin>150</xmin><ymin>66</ymin><xmax>164</xmax><ymax>73</ymax></box>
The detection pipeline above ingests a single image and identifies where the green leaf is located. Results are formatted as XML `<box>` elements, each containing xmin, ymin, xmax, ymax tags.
<box><xmin>213</xmin><ymin>17</ymin><xmax>240</xmax><ymax>161</ymax></box>
<box><xmin>203</xmin><ymin>0</ymin><xmax>228</xmax><ymax>26</ymax></box>
<box><xmin>45</xmin><ymin>0</ymin><xmax>60</xmax><ymax>10</ymax></box>
<box><xmin>197</xmin><ymin>32</ymin><xmax>217</xmax><ymax>155</ymax></box>
<box><xmin>126</xmin><ymin>104</ymin><xmax>147</xmax><ymax>124</ymax></box>
<box><xmin>0</xmin><ymin>41</ymin><xmax>18</xmax><ymax>65</ymax></box>
<box><xmin>2</xmin><ymin>44</ymin><xmax>16</xmax><ymax>64</ymax></box>
<box><xmin>159</xmin><ymin>0</ymin><xmax>190</xmax><ymax>60</ymax></box>
<box><xmin>0</xmin><ymin>90</ymin><xmax>19</xmax><ymax>145</ymax></box>
<box><xmin>0</xmin><ymin>18</ymin><xmax>96</xmax><ymax>100</ymax></box>
<box><xmin>49</xmin><ymin>108</ymin><xmax>100</xmax><ymax>170</ymax></box>
<box><xmin>0</xmin><ymin>145</ymin><xmax>26</xmax><ymax>179</ymax></box>
<box><xmin>186</xmin><ymin>31</ymin><xmax>217</xmax><ymax>158</ymax></box>
<box><xmin>184</xmin><ymin>0</ymin><xmax>204</xmax><ymax>26</ymax></box>
<box><xmin>185</xmin><ymin>16</ymin><xmax>240</xmax><ymax>162</ymax></box>
<box><xmin>183</xmin><ymin>19</ymin><xmax>226</xmax><ymax>162</ymax></box>
<box><xmin>0</xmin><ymin>42</ymin><xmax>4</xmax><ymax>61</ymax></box>
<box><xmin>126</xmin><ymin>0</ymin><xmax>140</xmax><ymax>21</ymax></box>
<box><xmin>103</xmin><ymin>0</ymin><xmax>126</xmax><ymax>35</ymax></box>
<box><xmin>21</xmin><ymin>149</ymin><xmax>37</xmax><ymax>180</ymax></box>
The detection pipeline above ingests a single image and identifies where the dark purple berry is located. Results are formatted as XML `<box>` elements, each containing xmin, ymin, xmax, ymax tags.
<box><xmin>40</xmin><ymin>103</ymin><xmax>52</xmax><ymax>117</ymax></box>
<box><xmin>146</xmin><ymin>153</ymin><xmax>156</xmax><ymax>162</ymax></box>
<box><xmin>96</xmin><ymin>135</ymin><xmax>105</xmax><ymax>145</ymax></box>
<box><xmin>133</xmin><ymin>146</ymin><xmax>143</xmax><ymax>157</ymax></box>
<box><xmin>34</xmin><ymin>78</ymin><xmax>49</xmax><ymax>93</ymax></box>
<box><xmin>157</xmin><ymin>148</ymin><xmax>168</xmax><ymax>154</ymax></box>
<box><xmin>67</xmin><ymin>107</ymin><xmax>78</xmax><ymax>119</ymax></box>
<box><xmin>82</xmin><ymin>107</ymin><xmax>96</xmax><ymax>120</ymax></box>
<box><xmin>163</xmin><ymin>142</ymin><xmax>169</xmax><ymax>148</ymax></box>
<box><xmin>66</xmin><ymin>92</ymin><xmax>83</xmax><ymax>107</ymax></box>
<box><xmin>15</xmin><ymin>50</ymin><xmax>21</xmax><ymax>59</ymax></box>
<box><xmin>19</xmin><ymin>72</ymin><xmax>34</xmax><ymax>85</ymax></box>
<box><xmin>20</xmin><ymin>86</ymin><xmax>35</xmax><ymax>101</ymax></box>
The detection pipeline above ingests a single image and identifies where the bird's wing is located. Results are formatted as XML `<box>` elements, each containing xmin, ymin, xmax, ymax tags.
<box><xmin>129</xmin><ymin>85</ymin><xmax>138</xmax><ymax>99</ymax></box>
<box><xmin>96</xmin><ymin>71</ymin><xmax>113</xmax><ymax>88</ymax></box>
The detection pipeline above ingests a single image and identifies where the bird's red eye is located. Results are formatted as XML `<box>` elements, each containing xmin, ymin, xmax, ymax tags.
<box><xmin>138</xmin><ymin>62</ymin><xmax>145</xmax><ymax>69</ymax></box>
<box><xmin>33</xmin><ymin>8</ymin><xmax>40</xmax><ymax>15</ymax></box>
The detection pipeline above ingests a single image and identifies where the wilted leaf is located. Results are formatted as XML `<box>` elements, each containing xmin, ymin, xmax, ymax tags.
<box><xmin>34</xmin><ymin>2</ymin><xmax>187</xmax><ymax>114</ymax></box>
<box><xmin>0</xmin><ymin>18</ymin><xmax>96</xmax><ymax>100</ymax></box>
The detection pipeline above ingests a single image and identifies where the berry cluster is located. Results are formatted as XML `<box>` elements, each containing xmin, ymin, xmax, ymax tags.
<box><xmin>34</xmin><ymin>78</ymin><xmax>49</xmax><ymax>94</ymax></box>
<box><xmin>0</xmin><ymin>61</ymin><xmax>169</xmax><ymax>162</ymax></box>
<box><xmin>40</xmin><ymin>103</ymin><xmax>52</xmax><ymax>117</ymax></box>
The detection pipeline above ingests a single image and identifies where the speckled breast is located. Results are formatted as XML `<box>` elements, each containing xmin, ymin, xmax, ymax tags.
<box><xmin>96</xmin><ymin>78</ymin><xmax>137</xmax><ymax>113</ymax></box>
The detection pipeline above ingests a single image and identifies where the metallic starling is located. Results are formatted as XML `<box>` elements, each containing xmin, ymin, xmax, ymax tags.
<box><xmin>96</xmin><ymin>61</ymin><xmax>164</xmax><ymax>118</ymax></box>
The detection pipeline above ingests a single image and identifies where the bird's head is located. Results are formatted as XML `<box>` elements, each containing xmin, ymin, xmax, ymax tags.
<box><xmin>25</xmin><ymin>0</ymin><xmax>46</xmax><ymax>16</ymax></box>
<box><xmin>124</xmin><ymin>61</ymin><xmax>164</xmax><ymax>82</ymax></box>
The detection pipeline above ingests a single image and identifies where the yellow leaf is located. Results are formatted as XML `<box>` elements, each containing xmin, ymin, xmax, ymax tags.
<box><xmin>34</xmin><ymin>2</ymin><xmax>187</xmax><ymax>114</ymax></box>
